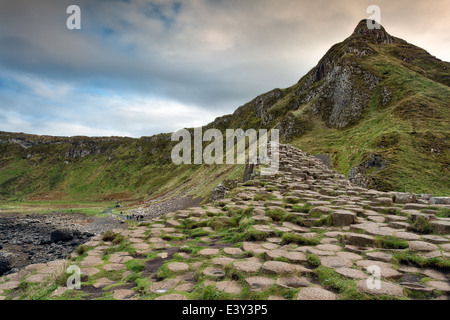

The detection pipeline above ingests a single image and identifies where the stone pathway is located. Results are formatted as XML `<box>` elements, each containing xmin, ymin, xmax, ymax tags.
<box><xmin>1</xmin><ymin>143</ymin><xmax>449</xmax><ymax>300</ymax></box>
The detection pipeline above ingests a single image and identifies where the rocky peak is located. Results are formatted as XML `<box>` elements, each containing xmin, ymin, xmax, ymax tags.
<box><xmin>350</xmin><ymin>19</ymin><xmax>397</xmax><ymax>44</ymax></box>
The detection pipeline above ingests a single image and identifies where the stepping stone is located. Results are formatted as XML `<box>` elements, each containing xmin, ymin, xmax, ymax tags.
<box><xmin>284</xmin><ymin>251</ymin><xmax>308</xmax><ymax>263</ymax></box>
<box><xmin>215</xmin><ymin>281</ymin><xmax>242</xmax><ymax>294</ymax></box>
<box><xmin>80</xmin><ymin>267</ymin><xmax>101</xmax><ymax>277</ymax></box>
<box><xmin>262</xmin><ymin>261</ymin><xmax>296</xmax><ymax>274</ymax></box>
<box><xmin>233</xmin><ymin>261</ymin><xmax>262</xmax><ymax>273</ymax></box>
<box><xmin>356</xmin><ymin>260</ymin><xmax>401</xmax><ymax>279</ymax></box>
<box><xmin>394</xmin><ymin>232</ymin><xmax>421</xmax><ymax>241</ymax></box>
<box><xmin>422</xmin><ymin>269</ymin><xmax>448</xmax><ymax>281</ymax></box>
<box><xmin>319</xmin><ymin>256</ymin><xmax>353</xmax><ymax>269</ymax></box>
<box><xmin>316</xmin><ymin>244</ymin><xmax>342</xmax><ymax>252</ymax></box>
<box><xmin>356</xmin><ymin>280</ymin><xmax>403</xmax><ymax>297</ymax></box>
<box><xmin>336</xmin><ymin>251</ymin><xmax>363</xmax><ymax>261</ymax></box>
<box><xmin>93</xmin><ymin>277</ymin><xmax>115</xmax><ymax>288</ymax></box>
<box><xmin>324</xmin><ymin>231</ymin><xmax>345</xmax><ymax>238</ymax></box>
<box><xmin>202</xmin><ymin>267</ymin><xmax>226</xmax><ymax>278</ymax></box>
<box><xmin>5</xmin><ymin>270</ymin><xmax>30</xmax><ymax>282</ymax></box>
<box><xmin>198</xmin><ymin>248</ymin><xmax>219</xmax><ymax>256</ymax></box>
<box><xmin>422</xmin><ymin>235</ymin><xmax>450</xmax><ymax>244</ymax></box>
<box><xmin>409</xmin><ymin>241</ymin><xmax>439</xmax><ymax>252</ymax></box>
<box><xmin>103</xmin><ymin>263</ymin><xmax>127</xmax><ymax>271</ymax></box>
<box><xmin>133</xmin><ymin>243</ymin><xmax>150</xmax><ymax>250</ymax></box>
<box><xmin>262</xmin><ymin>243</ymin><xmax>279</xmax><ymax>250</ymax></box>
<box><xmin>0</xmin><ymin>281</ymin><xmax>20</xmax><ymax>291</ymax></box>
<box><xmin>167</xmin><ymin>262</ymin><xmax>189</xmax><ymax>273</ymax></box>
<box><xmin>50</xmin><ymin>286</ymin><xmax>69</xmax><ymax>297</ymax></box>
<box><xmin>113</xmin><ymin>289</ymin><xmax>135</xmax><ymax>300</ymax></box>
<box><xmin>245</xmin><ymin>276</ymin><xmax>274</xmax><ymax>291</ymax></box>
<box><xmin>150</xmin><ymin>279</ymin><xmax>180</xmax><ymax>292</ymax></box>
<box><xmin>26</xmin><ymin>274</ymin><xmax>49</xmax><ymax>283</ymax></box>
<box><xmin>265</xmin><ymin>249</ymin><xmax>287</xmax><ymax>260</ymax></box>
<box><xmin>297</xmin><ymin>287</ymin><xmax>337</xmax><ymax>300</ymax></box>
<box><xmin>79</xmin><ymin>256</ymin><xmax>104</xmax><ymax>267</ymax></box>
<box><xmin>211</xmin><ymin>257</ymin><xmax>235</xmax><ymax>266</ymax></box>
<box><xmin>276</xmin><ymin>276</ymin><xmax>310</xmax><ymax>289</ymax></box>
<box><xmin>431</xmin><ymin>221</ymin><xmax>450</xmax><ymax>234</ymax></box>
<box><xmin>372</xmin><ymin>197</ymin><xmax>393</xmax><ymax>206</ymax></box>
<box><xmin>335</xmin><ymin>268</ymin><xmax>369</xmax><ymax>279</ymax></box>
<box><xmin>346</xmin><ymin>233</ymin><xmax>375</xmax><ymax>246</ymax></box>
<box><xmin>25</xmin><ymin>263</ymin><xmax>47</xmax><ymax>272</ymax></box>
<box><xmin>332</xmin><ymin>210</ymin><xmax>357</xmax><ymax>226</ymax></box>
<box><xmin>175</xmin><ymin>283</ymin><xmax>194</xmax><ymax>293</ymax></box>
<box><xmin>366</xmin><ymin>251</ymin><xmax>393</xmax><ymax>262</ymax></box>
<box><xmin>426</xmin><ymin>281</ymin><xmax>450</xmax><ymax>293</ymax></box>
<box><xmin>109</xmin><ymin>253</ymin><xmax>133</xmax><ymax>264</ymax></box>
<box><xmin>156</xmin><ymin>293</ymin><xmax>188</xmax><ymax>300</ymax></box>
<box><xmin>165</xmin><ymin>219</ymin><xmax>181</xmax><ymax>227</ymax></box>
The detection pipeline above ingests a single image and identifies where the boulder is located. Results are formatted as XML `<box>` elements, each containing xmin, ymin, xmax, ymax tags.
<box><xmin>50</xmin><ymin>229</ymin><xmax>73</xmax><ymax>242</ymax></box>
<box><xmin>0</xmin><ymin>251</ymin><xmax>16</xmax><ymax>275</ymax></box>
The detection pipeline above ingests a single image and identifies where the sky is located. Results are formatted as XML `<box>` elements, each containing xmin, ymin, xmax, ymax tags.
<box><xmin>0</xmin><ymin>0</ymin><xmax>449</xmax><ymax>138</ymax></box>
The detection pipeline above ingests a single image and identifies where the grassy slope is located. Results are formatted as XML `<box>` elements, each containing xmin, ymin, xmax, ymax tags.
<box><xmin>0</xmin><ymin>134</ymin><xmax>244</xmax><ymax>207</ymax></box>
<box><xmin>289</xmin><ymin>44</ymin><xmax>449</xmax><ymax>195</ymax></box>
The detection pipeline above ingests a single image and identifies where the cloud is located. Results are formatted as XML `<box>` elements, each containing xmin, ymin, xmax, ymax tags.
<box><xmin>0</xmin><ymin>0</ymin><xmax>449</xmax><ymax>137</ymax></box>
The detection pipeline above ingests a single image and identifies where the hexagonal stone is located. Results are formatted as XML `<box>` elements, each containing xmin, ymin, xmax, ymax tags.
<box><xmin>245</xmin><ymin>276</ymin><xmax>274</xmax><ymax>291</ymax></box>
<box><xmin>366</xmin><ymin>251</ymin><xmax>393</xmax><ymax>262</ymax></box>
<box><xmin>336</xmin><ymin>251</ymin><xmax>363</xmax><ymax>261</ymax></box>
<box><xmin>335</xmin><ymin>268</ymin><xmax>369</xmax><ymax>279</ymax></box>
<box><xmin>211</xmin><ymin>257</ymin><xmax>235</xmax><ymax>266</ymax></box>
<box><xmin>215</xmin><ymin>281</ymin><xmax>242</xmax><ymax>294</ymax></box>
<box><xmin>167</xmin><ymin>262</ymin><xmax>189</xmax><ymax>273</ymax></box>
<box><xmin>422</xmin><ymin>269</ymin><xmax>448</xmax><ymax>281</ymax></box>
<box><xmin>426</xmin><ymin>281</ymin><xmax>450</xmax><ymax>292</ymax></box>
<box><xmin>198</xmin><ymin>248</ymin><xmax>219</xmax><ymax>256</ymax></box>
<box><xmin>223</xmin><ymin>247</ymin><xmax>243</xmax><ymax>255</ymax></box>
<box><xmin>113</xmin><ymin>289</ymin><xmax>135</xmax><ymax>300</ymax></box>
<box><xmin>356</xmin><ymin>260</ymin><xmax>401</xmax><ymax>279</ymax></box>
<box><xmin>150</xmin><ymin>279</ymin><xmax>180</xmax><ymax>293</ymax></box>
<box><xmin>316</xmin><ymin>244</ymin><xmax>342</xmax><ymax>252</ymax></box>
<box><xmin>276</xmin><ymin>276</ymin><xmax>310</xmax><ymax>289</ymax></box>
<box><xmin>297</xmin><ymin>287</ymin><xmax>337</xmax><ymax>300</ymax></box>
<box><xmin>79</xmin><ymin>256</ymin><xmax>104</xmax><ymax>267</ymax></box>
<box><xmin>356</xmin><ymin>280</ymin><xmax>403</xmax><ymax>297</ymax></box>
<box><xmin>26</xmin><ymin>274</ymin><xmax>49</xmax><ymax>283</ymax></box>
<box><xmin>422</xmin><ymin>235</ymin><xmax>450</xmax><ymax>244</ymax></box>
<box><xmin>202</xmin><ymin>267</ymin><xmax>226</xmax><ymax>278</ymax></box>
<box><xmin>409</xmin><ymin>241</ymin><xmax>439</xmax><ymax>252</ymax></box>
<box><xmin>103</xmin><ymin>263</ymin><xmax>127</xmax><ymax>272</ymax></box>
<box><xmin>319</xmin><ymin>256</ymin><xmax>353</xmax><ymax>269</ymax></box>
<box><xmin>431</xmin><ymin>220</ymin><xmax>450</xmax><ymax>234</ymax></box>
<box><xmin>233</xmin><ymin>261</ymin><xmax>262</xmax><ymax>273</ymax></box>
<box><xmin>284</xmin><ymin>251</ymin><xmax>308</xmax><ymax>263</ymax></box>
<box><xmin>394</xmin><ymin>232</ymin><xmax>421</xmax><ymax>241</ymax></box>
<box><xmin>80</xmin><ymin>267</ymin><xmax>101</xmax><ymax>277</ymax></box>
<box><xmin>0</xmin><ymin>281</ymin><xmax>20</xmax><ymax>291</ymax></box>
<box><xmin>345</xmin><ymin>233</ymin><xmax>375</xmax><ymax>246</ymax></box>
<box><xmin>332</xmin><ymin>210</ymin><xmax>357</xmax><ymax>226</ymax></box>
<box><xmin>262</xmin><ymin>261</ymin><xmax>296</xmax><ymax>274</ymax></box>
<box><xmin>93</xmin><ymin>277</ymin><xmax>115</xmax><ymax>288</ymax></box>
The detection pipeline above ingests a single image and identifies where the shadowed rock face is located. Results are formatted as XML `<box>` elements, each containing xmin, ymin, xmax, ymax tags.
<box><xmin>351</xmin><ymin>19</ymin><xmax>399</xmax><ymax>45</ymax></box>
